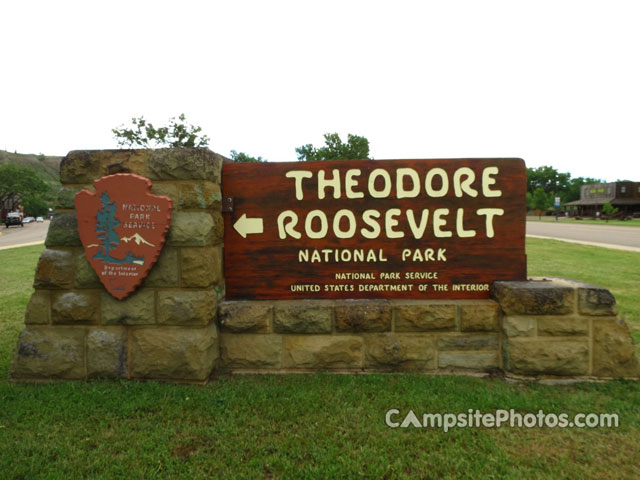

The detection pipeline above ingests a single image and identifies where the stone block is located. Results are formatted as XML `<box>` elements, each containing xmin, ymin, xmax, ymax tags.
<box><xmin>218</xmin><ymin>302</ymin><xmax>271</xmax><ymax>333</ymax></box>
<box><xmin>438</xmin><ymin>334</ymin><xmax>499</xmax><ymax>351</ymax></box>
<box><xmin>502</xmin><ymin>316</ymin><xmax>536</xmax><ymax>337</ymax></box>
<box><xmin>505</xmin><ymin>338</ymin><xmax>589</xmax><ymax>376</ymax></box>
<box><xmin>143</xmin><ymin>247</ymin><xmax>179</xmax><ymax>287</ymax></box>
<box><xmin>220</xmin><ymin>334</ymin><xmax>282</xmax><ymax>369</ymax></box>
<box><xmin>491</xmin><ymin>280</ymin><xmax>575</xmax><ymax>315</ymax></box>
<box><xmin>101</xmin><ymin>289</ymin><xmax>155</xmax><ymax>325</ymax></box>
<box><xmin>394</xmin><ymin>303</ymin><xmax>456</xmax><ymax>332</ymax></box>
<box><xmin>157</xmin><ymin>290</ymin><xmax>216</xmax><ymax>326</ymax></box>
<box><xmin>24</xmin><ymin>291</ymin><xmax>50</xmax><ymax>325</ymax></box>
<box><xmin>364</xmin><ymin>334</ymin><xmax>436</xmax><ymax>370</ymax></box>
<box><xmin>274</xmin><ymin>303</ymin><xmax>332</xmax><ymax>333</ymax></box>
<box><xmin>334</xmin><ymin>301</ymin><xmax>391</xmax><ymax>332</ymax></box>
<box><xmin>492</xmin><ymin>280</ymin><xmax>575</xmax><ymax>315</ymax></box>
<box><xmin>86</xmin><ymin>328</ymin><xmax>128</xmax><ymax>378</ymax></box>
<box><xmin>284</xmin><ymin>336</ymin><xmax>363</xmax><ymax>369</ymax></box>
<box><xmin>45</xmin><ymin>213</ymin><xmax>81</xmax><ymax>247</ymax></box>
<box><xmin>45</xmin><ymin>214</ymin><xmax>79</xmax><ymax>247</ymax></box>
<box><xmin>460</xmin><ymin>303</ymin><xmax>499</xmax><ymax>332</ymax></box>
<box><xmin>146</xmin><ymin>148</ymin><xmax>223</xmax><ymax>182</ymax></box>
<box><xmin>56</xmin><ymin>185</ymin><xmax>90</xmax><ymax>209</ymax></box>
<box><xmin>150</xmin><ymin>182</ymin><xmax>179</xmax><ymax>206</ymax></box>
<box><xmin>55</xmin><ymin>186</ymin><xmax>76</xmax><ymax>209</ymax></box>
<box><xmin>130</xmin><ymin>324</ymin><xmax>218</xmax><ymax>381</ymax></box>
<box><xmin>100</xmin><ymin>149</ymin><xmax>152</xmax><ymax>176</ymax></box>
<box><xmin>74</xmin><ymin>252</ymin><xmax>101</xmax><ymax>288</ymax></box>
<box><xmin>181</xmin><ymin>246</ymin><xmax>222</xmax><ymax>288</ymax></box>
<box><xmin>34</xmin><ymin>249</ymin><xmax>74</xmax><ymax>289</ymax></box>
<box><xmin>592</xmin><ymin>317</ymin><xmax>640</xmax><ymax>377</ymax></box>
<box><xmin>33</xmin><ymin>249</ymin><xmax>74</xmax><ymax>289</ymax></box>
<box><xmin>179</xmin><ymin>182</ymin><xmax>222</xmax><ymax>209</ymax></box>
<box><xmin>10</xmin><ymin>327</ymin><xmax>86</xmax><ymax>379</ymax></box>
<box><xmin>52</xmin><ymin>292</ymin><xmax>99</xmax><ymax>324</ymax></box>
<box><xmin>60</xmin><ymin>150</ymin><xmax>101</xmax><ymax>184</ymax></box>
<box><xmin>211</xmin><ymin>212</ymin><xmax>224</xmax><ymax>243</ymax></box>
<box><xmin>167</xmin><ymin>212</ymin><xmax>215</xmax><ymax>246</ymax></box>
<box><xmin>62</xmin><ymin>149</ymin><xmax>171</xmax><ymax>184</ymax></box>
<box><xmin>537</xmin><ymin>316</ymin><xmax>589</xmax><ymax>336</ymax></box>
<box><xmin>578</xmin><ymin>286</ymin><xmax>618</xmax><ymax>316</ymax></box>
<box><xmin>438</xmin><ymin>352</ymin><xmax>499</xmax><ymax>370</ymax></box>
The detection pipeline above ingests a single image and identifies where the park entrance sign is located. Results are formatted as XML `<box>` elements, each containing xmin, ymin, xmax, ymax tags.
<box><xmin>222</xmin><ymin>158</ymin><xmax>526</xmax><ymax>300</ymax></box>
<box><xmin>12</xmin><ymin>149</ymin><xmax>638</xmax><ymax>382</ymax></box>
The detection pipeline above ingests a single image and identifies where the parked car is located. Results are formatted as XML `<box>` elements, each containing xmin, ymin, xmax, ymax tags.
<box><xmin>601</xmin><ymin>211</ymin><xmax>625</xmax><ymax>221</ymax></box>
<box><xmin>23</xmin><ymin>217</ymin><xmax>35</xmax><ymax>223</ymax></box>
<box><xmin>36</xmin><ymin>217</ymin><xmax>44</xmax><ymax>223</ymax></box>
<box><xmin>4</xmin><ymin>212</ymin><xmax>23</xmax><ymax>228</ymax></box>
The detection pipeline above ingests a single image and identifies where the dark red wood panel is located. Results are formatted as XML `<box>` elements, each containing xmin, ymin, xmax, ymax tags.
<box><xmin>222</xmin><ymin>158</ymin><xmax>526</xmax><ymax>300</ymax></box>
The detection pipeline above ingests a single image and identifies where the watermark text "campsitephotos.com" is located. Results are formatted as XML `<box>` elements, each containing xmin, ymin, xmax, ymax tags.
<box><xmin>385</xmin><ymin>409</ymin><xmax>619</xmax><ymax>432</ymax></box>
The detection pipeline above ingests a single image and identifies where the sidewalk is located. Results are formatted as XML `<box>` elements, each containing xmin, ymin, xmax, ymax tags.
<box><xmin>526</xmin><ymin>234</ymin><xmax>640</xmax><ymax>253</ymax></box>
<box><xmin>0</xmin><ymin>240</ymin><xmax>45</xmax><ymax>251</ymax></box>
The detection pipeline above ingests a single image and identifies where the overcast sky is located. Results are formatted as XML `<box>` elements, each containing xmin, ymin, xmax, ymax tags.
<box><xmin>2</xmin><ymin>0</ymin><xmax>639</xmax><ymax>181</ymax></box>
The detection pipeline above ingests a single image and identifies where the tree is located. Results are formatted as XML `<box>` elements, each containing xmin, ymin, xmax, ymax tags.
<box><xmin>527</xmin><ymin>166</ymin><xmax>564</xmax><ymax>195</ymax></box>
<box><xmin>112</xmin><ymin>114</ymin><xmax>210</xmax><ymax>148</ymax></box>
<box><xmin>229</xmin><ymin>150</ymin><xmax>267</xmax><ymax>163</ymax></box>
<box><xmin>295</xmin><ymin>133</ymin><xmax>370</xmax><ymax>162</ymax></box>
<box><xmin>532</xmin><ymin>187</ymin><xmax>549</xmax><ymax>219</ymax></box>
<box><xmin>0</xmin><ymin>163</ymin><xmax>51</xmax><ymax>215</ymax></box>
<box><xmin>94</xmin><ymin>192</ymin><xmax>121</xmax><ymax>262</ymax></box>
<box><xmin>526</xmin><ymin>166</ymin><xmax>571</xmax><ymax>205</ymax></box>
<box><xmin>525</xmin><ymin>191</ymin><xmax>533</xmax><ymax>212</ymax></box>
<box><xmin>602</xmin><ymin>202</ymin><xmax>619</xmax><ymax>222</ymax></box>
<box><xmin>526</xmin><ymin>166</ymin><xmax>603</xmax><ymax>206</ymax></box>
<box><xmin>21</xmin><ymin>196</ymin><xmax>49</xmax><ymax>217</ymax></box>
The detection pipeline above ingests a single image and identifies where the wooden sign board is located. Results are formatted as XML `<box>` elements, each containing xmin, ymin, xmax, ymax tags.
<box><xmin>222</xmin><ymin>158</ymin><xmax>526</xmax><ymax>300</ymax></box>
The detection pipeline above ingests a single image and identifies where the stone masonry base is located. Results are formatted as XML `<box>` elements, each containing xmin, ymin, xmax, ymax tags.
<box><xmin>11</xmin><ymin>277</ymin><xmax>640</xmax><ymax>382</ymax></box>
<box><xmin>218</xmin><ymin>299</ymin><xmax>501</xmax><ymax>373</ymax></box>
<box><xmin>215</xmin><ymin>278</ymin><xmax>639</xmax><ymax>380</ymax></box>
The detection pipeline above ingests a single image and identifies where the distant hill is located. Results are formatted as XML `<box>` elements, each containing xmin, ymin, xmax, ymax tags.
<box><xmin>0</xmin><ymin>150</ymin><xmax>62</xmax><ymax>189</ymax></box>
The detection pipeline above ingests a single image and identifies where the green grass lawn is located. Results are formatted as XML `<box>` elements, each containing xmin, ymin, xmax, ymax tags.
<box><xmin>1</xmin><ymin>243</ymin><xmax>639</xmax><ymax>479</ymax></box>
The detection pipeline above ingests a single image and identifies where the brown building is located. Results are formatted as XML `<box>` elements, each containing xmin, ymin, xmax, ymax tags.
<box><xmin>1</xmin><ymin>200</ymin><xmax>23</xmax><ymax>220</ymax></box>
<box><xmin>564</xmin><ymin>181</ymin><xmax>640</xmax><ymax>217</ymax></box>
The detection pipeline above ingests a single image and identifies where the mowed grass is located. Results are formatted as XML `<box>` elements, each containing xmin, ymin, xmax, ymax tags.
<box><xmin>0</xmin><ymin>244</ymin><xmax>43</xmax><ymax>379</ymax></box>
<box><xmin>0</xmin><ymin>243</ymin><xmax>639</xmax><ymax>479</ymax></box>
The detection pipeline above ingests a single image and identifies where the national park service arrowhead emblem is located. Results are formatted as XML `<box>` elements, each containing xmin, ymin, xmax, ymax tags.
<box><xmin>74</xmin><ymin>174</ymin><xmax>173</xmax><ymax>300</ymax></box>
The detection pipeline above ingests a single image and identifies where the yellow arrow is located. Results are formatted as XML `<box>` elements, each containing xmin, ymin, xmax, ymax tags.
<box><xmin>233</xmin><ymin>213</ymin><xmax>264</xmax><ymax>238</ymax></box>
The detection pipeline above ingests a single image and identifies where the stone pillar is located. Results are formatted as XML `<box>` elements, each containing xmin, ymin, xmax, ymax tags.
<box><xmin>493</xmin><ymin>277</ymin><xmax>640</xmax><ymax>379</ymax></box>
<box><xmin>10</xmin><ymin>149</ymin><xmax>225</xmax><ymax>382</ymax></box>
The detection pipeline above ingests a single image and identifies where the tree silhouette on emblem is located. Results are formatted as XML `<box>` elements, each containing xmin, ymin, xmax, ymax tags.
<box><xmin>94</xmin><ymin>192</ymin><xmax>121</xmax><ymax>262</ymax></box>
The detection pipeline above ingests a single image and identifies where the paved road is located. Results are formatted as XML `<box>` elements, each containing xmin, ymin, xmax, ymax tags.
<box><xmin>526</xmin><ymin>221</ymin><xmax>640</xmax><ymax>252</ymax></box>
<box><xmin>0</xmin><ymin>221</ymin><xmax>50</xmax><ymax>250</ymax></box>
